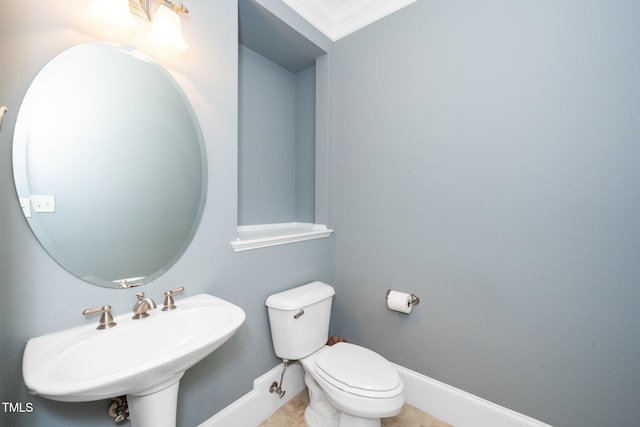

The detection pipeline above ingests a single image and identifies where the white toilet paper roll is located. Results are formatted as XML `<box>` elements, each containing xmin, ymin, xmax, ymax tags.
<box><xmin>386</xmin><ymin>290</ymin><xmax>413</xmax><ymax>314</ymax></box>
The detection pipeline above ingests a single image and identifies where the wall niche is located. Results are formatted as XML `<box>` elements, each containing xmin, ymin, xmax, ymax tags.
<box><xmin>233</xmin><ymin>0</ymin><xmax>333</xmax><ymax>251</ymax></box>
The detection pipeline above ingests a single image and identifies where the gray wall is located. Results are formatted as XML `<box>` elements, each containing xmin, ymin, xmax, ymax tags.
<box><xmin>0</xmin><ymin>1</ymin><xmax>332</xmax><ymax>426</ymax></box>
<box><xmin>238</xmin><ymin>45</ymin><xmax>316</xmax><ymax>225</ymax></box>
<box><xmin>239</xmin><ymin>44</ymin><xmax>297</xmax><ymax>224</ymax></box>
<box><xmin>295</xmin><ymin>65</ymin><xmax>316</xmax><ymax>223</ymax></box>
<box><xmin>3</xmin><ymin>1</ymin><xmax>639</xmax><ymax>427</ymax></box>
<box><xmin>330</xmin><ymin>1</ymin><xmax>640</xmax><ymax>427</ymax></box>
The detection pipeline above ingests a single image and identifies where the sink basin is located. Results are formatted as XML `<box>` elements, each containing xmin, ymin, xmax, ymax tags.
<box><xmin>23</xmin><ymin>293</ymin><xmax>245</xmax><ymax>403</ymax></box>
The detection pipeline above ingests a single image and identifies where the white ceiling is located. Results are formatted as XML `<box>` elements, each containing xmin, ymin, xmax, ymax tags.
<box><xmin>281</xmin><ymin>0</ymin><xmax>418</xmax><ymax>41</ymax></box>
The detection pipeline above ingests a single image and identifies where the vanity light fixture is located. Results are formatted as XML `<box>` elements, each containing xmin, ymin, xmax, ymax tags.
<box><xmin>129</xmin><ymin>0</ymin><xmax>151</xmax><ymax>21</ymax></box>
<box><xmin>86</xmin><ymin>0</ymin><xmax>190</xmax><ymax>58</ymax></box>
<box><xmin>86</xmin><ymin>0</ymin><xmax>138</xmax><ymax>34</ymax></box>
<box><xmin>147</xmin><ymin>0</ymin><xmax>190</xmax><ymax>58</ymax></box>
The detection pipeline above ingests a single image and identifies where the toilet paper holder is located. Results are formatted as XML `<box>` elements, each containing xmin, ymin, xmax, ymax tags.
<box><xmin>385</xmin><ymin>289</ymin><xmax>420</xmax><ymax>307</ymax></box>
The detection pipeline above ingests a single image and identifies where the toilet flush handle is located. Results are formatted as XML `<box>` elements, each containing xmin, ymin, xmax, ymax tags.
<box><xmin>294</xmin><ymin>309</ymin><xmax>304</xmax><ymax>319</ymax></box>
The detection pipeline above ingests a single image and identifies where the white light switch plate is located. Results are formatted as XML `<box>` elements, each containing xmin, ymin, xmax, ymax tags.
<box><xmin>31</xmin><ymin>195</ymin><xmax>56</xmax><ymax>213</ymax></box>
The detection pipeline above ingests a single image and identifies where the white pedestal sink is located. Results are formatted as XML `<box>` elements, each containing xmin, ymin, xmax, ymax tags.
<box><xmin>22</xmin><ymin>294</ymin><xmax>245</xmax><ymax>427</ymax></box>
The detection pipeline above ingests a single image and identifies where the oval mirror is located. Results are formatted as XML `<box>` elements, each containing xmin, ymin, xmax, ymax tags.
<box><xmin>12</xmin><ymin>41</ymin><xmax>207</xmax><ymax>288</ymax></box>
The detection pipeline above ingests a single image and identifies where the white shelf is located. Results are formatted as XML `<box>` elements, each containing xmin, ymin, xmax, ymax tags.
<box><xmin>231</xmin><ymin>222</ymin><xmax>333</xmax><ymax>252</ymax></box>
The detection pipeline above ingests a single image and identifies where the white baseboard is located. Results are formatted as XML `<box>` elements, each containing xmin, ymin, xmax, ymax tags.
<box><xmin>395</xmin><ymin>365</ymin><xmax>553</xmax><ymax>427</ymax></box>
<box><xmin>198</xmin><ymin>362</ymin><xmax>306</xmax><ymax>427</ymax></box>
<box><xmin>199</xmin><ymin>361</ymin><xmax>552</xmax><ymax>427</ymax></box>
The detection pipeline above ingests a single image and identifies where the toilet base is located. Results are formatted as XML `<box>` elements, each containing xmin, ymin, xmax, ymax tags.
<box><xmin>303</xmin><ymin>371</ymin><xmax>384</xmax><ymax>427</ymax></box>
<box><xmin>304</xmin><ymin>372</ymin><xmax>339</xmax><ymax>427</ymax></box>
<box><xmin>338</xmin><ymin>413</ymin><xmax>380</xmax><ymax>427</ymax></box>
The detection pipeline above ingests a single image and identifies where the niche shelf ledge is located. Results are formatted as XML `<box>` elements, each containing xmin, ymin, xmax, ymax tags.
<box><xmin>231</xmin><ymin>222</ymin><xmax>333</xmax><ymax>251</ymax></box>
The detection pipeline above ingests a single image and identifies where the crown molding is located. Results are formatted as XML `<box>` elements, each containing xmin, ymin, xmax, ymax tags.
<box><xmin>282</xmin><ymin>0</ymin><xmax>418</xmax><ymax>41</ymax></box>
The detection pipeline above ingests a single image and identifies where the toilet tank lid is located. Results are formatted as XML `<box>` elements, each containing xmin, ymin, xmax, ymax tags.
<box><xmin>266</xmin><ymin>281</ymin><xmax>335</xmax><ymax>310</ymax></box>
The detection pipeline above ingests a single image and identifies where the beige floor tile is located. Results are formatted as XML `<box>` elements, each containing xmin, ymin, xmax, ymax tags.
<box><xmin>279</xmin><ymin>389</ymin><xmax>309</xmax><ymax>423</ymax></box>
<box><xmin>260</xmin><ymin>389</ymin><xmax>453</xmax><ymax>427</ymax></box>
<box><xmin>432</xmin><ymin>419</ymin><xmax>455</xmax><ymax>427</ymax></box>
<box><xmin>258</xmin><ymin>409</ymin><xmax>299</xmax><ymax>427</ymax></box>
<box><xmin>382</xmin><ymin>402</ymin><xmax>454</xmax><ymax>427</ymax></box>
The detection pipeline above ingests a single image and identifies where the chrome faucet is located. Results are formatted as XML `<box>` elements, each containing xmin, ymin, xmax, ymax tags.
<box><xmin>83</xmin><ymin>305</ymin><xmax>117</xmax><ymax>330</ymax></box>
<box><xmin>162</xmin><ymin>287</ymin><xmax>185</xmax><ymax>311</ymax></box>
<box><xmin>132</xmin><ymin>292</ymin><xmax>157</xmax><ymax>319</ymax></box>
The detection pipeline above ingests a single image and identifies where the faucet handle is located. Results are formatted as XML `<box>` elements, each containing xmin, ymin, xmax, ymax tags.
<box><xmin>162</xmin><ymin>287</ymin><xmax>185</xmax><ymax>311</ymax></box>
<box><xmin>82</xmin><ymin>305</ymin><xmax>116</xmax><ymax>330</ymax></box>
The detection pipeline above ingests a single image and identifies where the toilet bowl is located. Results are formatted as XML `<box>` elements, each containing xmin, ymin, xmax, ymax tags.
<box><xmin>301</xmin><ymin>343</ymin><xmax>404</xmax><ymax>427</ymax></box>
<box><xmin>265</xmin><ymin>282</ymin><xmax>405</xmax><ymax>427</ymax></box>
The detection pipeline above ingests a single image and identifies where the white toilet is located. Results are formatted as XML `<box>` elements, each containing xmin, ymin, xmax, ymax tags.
<box><xmin>266</xmin><ymin>281</ymin><xmax>405</xmax><ymax>427</ymax></box>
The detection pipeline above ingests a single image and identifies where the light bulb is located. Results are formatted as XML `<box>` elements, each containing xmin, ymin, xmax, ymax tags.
<box><xmin>147</xmin><ymin>4</ymin><xmax>189</xmax><ymax>58</ymax></box>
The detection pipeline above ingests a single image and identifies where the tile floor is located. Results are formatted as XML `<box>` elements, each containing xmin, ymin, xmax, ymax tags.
<box><xmin>259</xmin><ymin>388</ymin><xmax>453</xmax><ymax>427</ymax></box>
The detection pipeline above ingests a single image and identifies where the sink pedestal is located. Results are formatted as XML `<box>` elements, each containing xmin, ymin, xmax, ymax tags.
<box><xmin>128</xmin><ymin>382</ymin><xmax>180</xmax><ymax>427</ymax></box>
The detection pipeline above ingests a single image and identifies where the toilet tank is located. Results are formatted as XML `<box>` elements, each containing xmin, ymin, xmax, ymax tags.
<box><xmin>266</xmin><ymin>281</ymin><xmax>335</xmax><ymax>361</ymax></box>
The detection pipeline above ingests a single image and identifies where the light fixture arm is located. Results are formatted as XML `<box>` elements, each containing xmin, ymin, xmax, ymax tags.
<box><xmin>163</xmin><ymin>0</ymin><xmax>189</xmax><ymax>14</ymax></box>
<box><xmin>128</xmin><ymin>0</ymin><xmax>188</xmax><ymax>19</ymax></box>
<box><xmin>87</xmin><ymin>0</ymin><xmax>190</xmax><ymax>58</ymax></box>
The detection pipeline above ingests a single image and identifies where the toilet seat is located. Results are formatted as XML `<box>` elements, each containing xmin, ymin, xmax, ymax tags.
<box><xmin>314</xmin><ymin>343</ymin><xmax>402</xmax><ymax>398</ymax></box>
